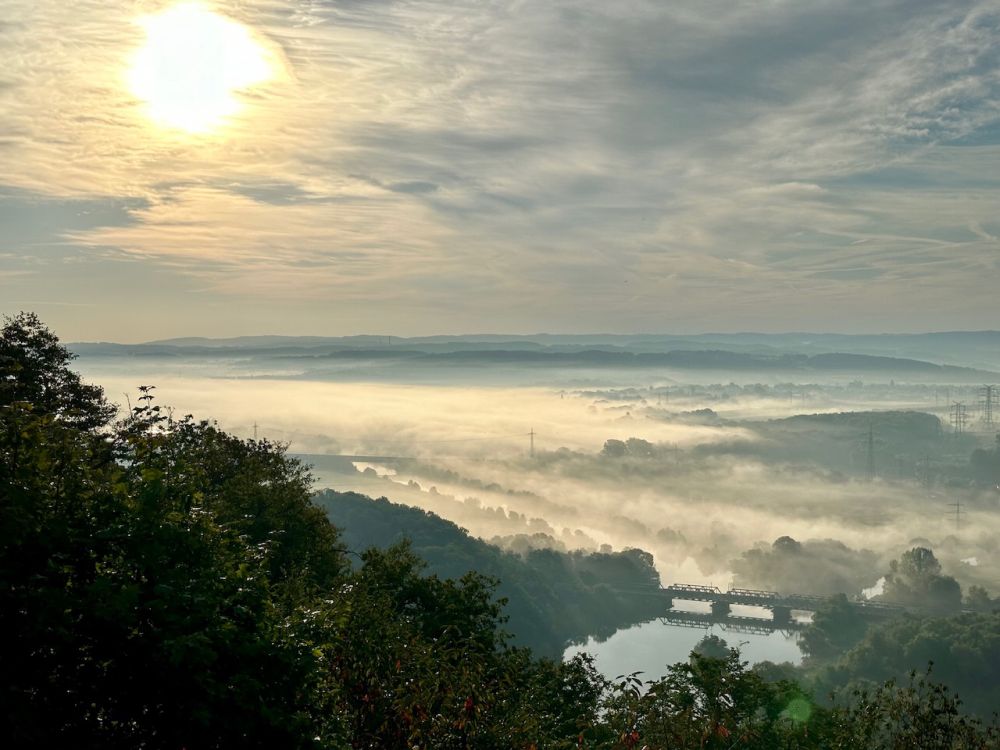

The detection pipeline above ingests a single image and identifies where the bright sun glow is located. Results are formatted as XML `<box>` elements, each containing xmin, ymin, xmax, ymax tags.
<box><xmin>130</xmin><ymin>3</ymin><xmax>273</xmax><ymax>133</ymax></box>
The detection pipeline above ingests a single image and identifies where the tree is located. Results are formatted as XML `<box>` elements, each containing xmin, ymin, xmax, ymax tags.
<box><xmin>964</xmin><ymin>585</ymin><xmax>998</xmax><ymax>612</ymax></box>
<box><xmin>731</xmin><ymin>536</ymin><xmax>879</xmax><ymax>597</ymax></box>
<box><xmin>831</xmin><ymin>668</ymin><xmax>1000</xmax><ymax>749</ymax></box>
<box><xmin>602</xmin><ymin>439</ymin><xmax>628</xmax><ymax>457</ymax></box>
<box><xmin>601</xmin><ymin>647</ymin><xmax>826</xmax><ymax>749</ymax></box>
<box><xmin>1</xmin><ymin>317</ymin><xmax>347</xmax><ymax>746</ymax></box>
<box><xmin>0</xmin><ymin>311</ymin><xmax>115</xmax><ymax>429</ymax></box>
<box><xmin>625</xmin><ymin>437</ymin><xmax>655</xmax><ymax>457</ymax></box>
<box><xmin>800</xmin><ymin>594</ymin><xmax>871</xmax><ymax>661</ymax></box>
<box><xmin>883</xmin><ymin>547</ymin><xmax>962</xmax><ymax>613</ymax></box>
<box><xmin>897</xmin><ymin>547</ymin><xmax>942</xmax><ymax>579</ymax></box>
<box><xmin>816</xmin><ymin>612</ymin><xmax>1000</xmax><ymax>720</ymax></box>
<box><xmin>970</xmin><ymin>436</ymin><xmax>1000</xmax><ymax>487</ymax></box>
<box><xmin>295</xmin><ymin>539</ymin><xmax>612</xmax><ymax>749</ymax></box>
<box><xmin>116</xmin><ymin>396</ymin><xmax>347</xmax><ymax>607</ymax></box>
<box><xmin>693</xmin><ymin>634</ymin><xmax>733</xmax><ymax>660</ymax></box>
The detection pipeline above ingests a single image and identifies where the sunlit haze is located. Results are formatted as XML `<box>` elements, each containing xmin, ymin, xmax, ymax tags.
<box><xmin>129</xmin><ymin>3</ymin><xmax>274</xmax><ymax>133</ymax></box>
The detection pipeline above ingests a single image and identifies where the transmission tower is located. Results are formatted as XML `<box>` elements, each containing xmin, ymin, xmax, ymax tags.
<box><xmin>865</xmin><ymin>423</ymin><xmax>876</xmax><ymax>480</ymax></box>
<box><xmin>947</xmin><ymin>500</ymin><xmax>965</xmax><ymax>533</ymax></box>
<box><xmin>979</xmin><ymin>385</ymin><xmax>995</xmax><ymax>428</ymax></box>
<box><xmin>529</xmin><ymin>428</ymin><xmax>535</xmax><ymax>458</ymax></box>
<box><xmin>917</xmin><ymin>455</ymin><xmax>933</xmax><ymax>486</ymax></box>
<box><xmin>950</xmin><ymin>402</ymin><xmax>969</xmax><ymax>434</ymax></box>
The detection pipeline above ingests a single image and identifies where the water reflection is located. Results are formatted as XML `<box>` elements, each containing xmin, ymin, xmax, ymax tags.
<box><xmin>565</xmin><ymin>619</ymin><xmax>803</xmax><ymax>681</ymax></box>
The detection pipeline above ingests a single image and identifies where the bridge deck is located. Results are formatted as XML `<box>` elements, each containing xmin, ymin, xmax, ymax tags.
<box><xmin>661</xmin><ymin>583</ymin><xmax>909</xmax><ymax>618</ymax></box>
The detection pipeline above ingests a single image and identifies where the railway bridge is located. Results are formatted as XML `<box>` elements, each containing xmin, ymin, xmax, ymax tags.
<box><xmin>658</xmin><ymin>583</ymin><xmax>906</xmax><ymax>631</ymax></box>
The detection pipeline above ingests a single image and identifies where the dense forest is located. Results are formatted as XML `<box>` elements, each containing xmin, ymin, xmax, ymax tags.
<box><xmin>3</xmin><ymin>312</ymin><xmax>1000</xmax><ymax>748</ymax></box>
<box><xmin>802</xmin><ymin>604</ymin><xmax>1000</xmax><ymax>718</ymax></box>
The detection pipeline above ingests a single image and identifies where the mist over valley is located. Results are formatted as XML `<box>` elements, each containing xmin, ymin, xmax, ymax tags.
<box><xmin>73</xmin><ymin>333</ymin><xmax>1000</xmax><ymax>652</ymax></box>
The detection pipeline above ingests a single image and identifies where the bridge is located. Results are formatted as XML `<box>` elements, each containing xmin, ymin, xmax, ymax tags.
<box><xmin>656</xmin><ymin>583</ymin><xmax>907</xmax><ymax>632</ymax></box>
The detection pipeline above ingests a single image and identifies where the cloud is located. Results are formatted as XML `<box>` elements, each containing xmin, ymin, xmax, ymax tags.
<box><xmin>67</xmin><ymin>184</ymin><xmax>459</xmax><ymax>298</ymax></box>
<box><xmin>2</xmin><ymin>0</ymin><xmax>1000</xmax><ymax>334</ymax></box>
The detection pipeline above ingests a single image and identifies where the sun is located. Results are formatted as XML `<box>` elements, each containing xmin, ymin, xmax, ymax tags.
<box><xmin>129</xmin><ymin>3</ymin><xmax>274</xmax><ymax>133</ymax></box>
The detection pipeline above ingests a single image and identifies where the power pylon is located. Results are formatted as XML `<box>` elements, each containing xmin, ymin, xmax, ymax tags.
<box><xmin>948</xmin><ymin>500</ymin><xmax>965</xmax><ymax>533</ymax></box>
<box><xmin>951</xmin><ymin>402</ymin><xmax>969</xmax><ymax>434</ymax></box>
<box><xmin>917</xmin><ymin>455</ymin><xmax>933</xmax><ymax>486</ymax></box>
<box><xmin>980</xmin><ymin>385</ymin><xmax>995</xmax><ymax>428</ymax></box>
<box><xmin>865</xmin><ymin>423</ymin><xmax>876</xmax><ymax>481</ymax></box>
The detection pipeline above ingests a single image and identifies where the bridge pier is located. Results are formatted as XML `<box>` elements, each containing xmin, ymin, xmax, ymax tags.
<box><xmin>771</xmin><ymin>606</ymin><xmax>792</xmax><ymax>626</ymax></box>
<box><xmin>663</xmin><ymin>596</ymin><xmax>673</xmax><ymax>611</ymax></box>
<box><xmin>710</xmin><ymin>600</ymin><xmax>731</xmax><ymax>618</ymax></box>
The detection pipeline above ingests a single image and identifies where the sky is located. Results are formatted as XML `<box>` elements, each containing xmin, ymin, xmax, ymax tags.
<box><xmin>1</xmin><ymin>0</ymin><xmax>999</xmax><ymax>342</ymax></box>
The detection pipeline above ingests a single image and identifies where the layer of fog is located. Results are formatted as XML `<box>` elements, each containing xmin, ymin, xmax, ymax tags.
<box><xmin>78</xmin><ymin>360</ymin><xmax>1000</xmax><ymax>602</ymax></box>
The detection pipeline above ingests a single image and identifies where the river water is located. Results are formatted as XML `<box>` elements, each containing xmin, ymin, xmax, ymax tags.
<box><xmin>564</xmin><ymin>618</ymin><xmax>803</xmax><ymax>681</ymax></box>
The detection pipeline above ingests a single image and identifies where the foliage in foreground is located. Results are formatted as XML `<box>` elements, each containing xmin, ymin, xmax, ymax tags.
<box><xmin>2</xmin><ymin>312</ymin><xmax>999</xmax><ymax>748</ymax></box>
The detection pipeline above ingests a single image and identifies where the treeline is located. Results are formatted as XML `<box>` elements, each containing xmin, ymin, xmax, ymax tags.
<box><xmin>804</xmin><ymin>607</ymin><xmax>1000</xmax><ymax>719</ymax></box>
<box><xmin>972</xmin><ymin>435</ymin><xmax>1000</xmax><ymax>486</ymax></box>
<box><xmin>788</xmin><ymin>546</ymin><xmax>1000</xmax><ymax>718</ymax></box>
<box><xmin>3</xmin><ymin>312</ymin><xmax>1000</xmax><ymax>748</ymax></box>
<box><xmin>735</xmin><ymin>537</ymin><xmax>1000</xmax><ymax>717</ymax></box>
<box><xmin>317</xmin><ymin>490</ymin><xmax>663</xmax><ymax>656</ymax></box>
<box><xmin>608</xmin><ymin>410</ymin><xmax>996</xmax><ymax>487</ymax></box>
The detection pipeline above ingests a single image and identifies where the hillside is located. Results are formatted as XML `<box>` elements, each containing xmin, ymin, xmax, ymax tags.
<box><xmin>128</xmin><ymin>330</ymin><xmax>1000</xmax><ymax>369</ymax></box>
<box><xmin>69</xmin><ymin>339</ymin><xmax>998</xmax><ymax>382</ymax></box>
<box><xmin>315</xmin><ymin>490</ymin><xmax>664</xmax><ymax>657</ymax></box>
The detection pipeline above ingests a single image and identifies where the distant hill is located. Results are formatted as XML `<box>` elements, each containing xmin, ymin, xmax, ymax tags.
<box><xmin>315</xmin><ymin>490</ymin><xmax>664</xmax><ymax>657</ymax></box>
<box><xmin>145</xmin><ymin>335</ymin><xmax>393</xmax><ymax>348</ymax></box>
<box><xmin>119</xmin><ymin>330</ymin><xmax>1000</xmax><ymax>370</ymax></box>
<box><xmin>69</xmin><ymin>339</ymin><xmax>1000</xmax><ymax>381</ymax></box>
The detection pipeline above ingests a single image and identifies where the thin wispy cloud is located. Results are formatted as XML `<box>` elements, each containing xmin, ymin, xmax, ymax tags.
<box><xmin>1</xmin><ymin>0</ymin><xmax>999</xmax><ymax>338</ymax></box>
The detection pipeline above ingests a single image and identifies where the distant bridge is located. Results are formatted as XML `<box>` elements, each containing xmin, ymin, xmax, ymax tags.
<box><xmin>656</xmin><ymin>583</ymin><xmax>907</xmax><ymax>632</ymax></box>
